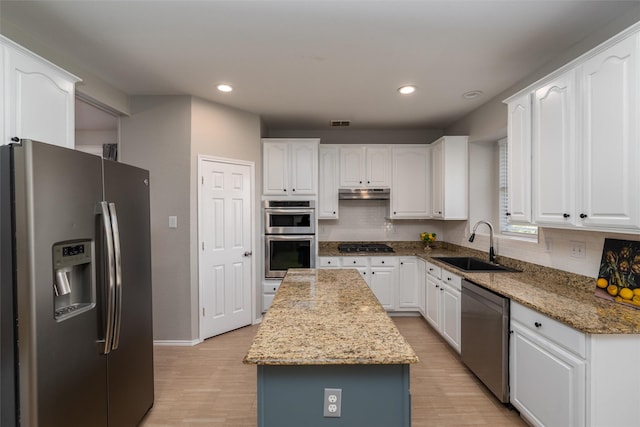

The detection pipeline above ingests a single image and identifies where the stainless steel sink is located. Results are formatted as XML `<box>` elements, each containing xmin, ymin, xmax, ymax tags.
<box><xmin>432</xmin><ymin>257</ymin><xmax>520</xmax><ymax>273</ymax></box>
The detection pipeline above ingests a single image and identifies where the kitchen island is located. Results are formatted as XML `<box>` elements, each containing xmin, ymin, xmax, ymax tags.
<box><xmin>244</xmin><ymin>268</ymin><xmax>418</xmax><ymax>427</ymax></box>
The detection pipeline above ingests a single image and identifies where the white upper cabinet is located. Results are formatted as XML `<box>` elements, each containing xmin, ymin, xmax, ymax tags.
<box><xmin>430</xmin><ymin>136</ymin><xmax>468</xmax><ymax>220</ymax></box>
<box><xmin>505</xmin><ymin>93</ymin><xmax>532</xmax><ymax>224</ymax></box>
<box><xmin>532</xmin><ymin>70</ymin><xmax>576</xmax><ymax>226</ymax></box>
<box><xmin>1</xmin><ymin>36</ymin><xmax>80</xmax><ymax>148</ymax></box>
<box><xmin>318</xmin><ymin>145</ymin><xmax>339</xmax><ymax>218</ymax></box>
<box><xmin>339</xmin><ymin>145</ymin><xmax>390</xmax><ymax>188</ymax></box>
<box><xmin>263</xmin><ymin>138</ymin><xmax>319</xmax><ymax>196</ymax></box>
<box><xmin>579</xmin><ymin>33</ymin><xmax>640</xmax><ymax>230</ymax></box>
<box><xmin>505</xmin><ymin>26</ymin><xmax>640</xmax><ymax>232</ymax></box>
<box><xmin>390</xmin><ymin>145</ymin><xmax>430</xmax><ymax>219</ymax></box>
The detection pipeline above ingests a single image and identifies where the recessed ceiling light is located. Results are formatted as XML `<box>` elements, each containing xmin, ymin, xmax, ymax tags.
<box><xmin>217</xmin><ymin>84</ymin><xmax>233</xmax><ymax>93</ymax></box>
<box><xmin>462</xmin><ymin>90</ymin><xmax>483</xmax><ymax>100</ymax></box>
<box><xmin>397</xmin><ymin>85</ymin><xmax>417</xmax><ymax>95</ymax></box>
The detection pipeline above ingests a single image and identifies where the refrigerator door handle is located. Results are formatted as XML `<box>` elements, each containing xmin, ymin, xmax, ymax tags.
<box><xmin>99</xmin><ymin>201</ymin><xmax>116</xmax><ymax>355</ymax></box>
<box><xmin>108</xmin><ymin>202</ymin><xmax>123</xmax><ymax>350</ymax></box>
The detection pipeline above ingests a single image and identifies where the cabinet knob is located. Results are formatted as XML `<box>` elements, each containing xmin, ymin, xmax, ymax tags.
<box><xmin>283</xmin><ymin>189</ymin><xmax>287</xmax><ymax>192</ymax></box>
<box><xmin>327</xmin><ymin>261</ymin><xmax>331</xmax><ymax>264</ymax></box>
<box><xmin>10</xmin><ymin>136</ymin><xmax>19</xmax><ymax>142</ymax></box>
<box><xmin>367</xmin><ymin>181</ymin><xmax>370</xmax><ymax>184</ymax></box>
<box><xmin>429</xmin><ymin>268</ymin><xmax>433</xmax><ymax>271</ymax></box>
<box><xmin>394</xmin><ymin>211</ymin><xmax>397</xmax><ymax>215</ymax></box>
<box><xmin>333</xmin><ymin>211</ymin><xmax>336</xmax><ymax>214</ymax></box>
<box><xmin>534</xmin><ymin>322</ymin><xmax>542</xmax><ymax>328</ymax></box>
<box><xmin>353</xmin><ymin>260</ymin><xmax>356</xmax><ymax>264</ymax></box>
<box><xmin>372</xmin><ymin>271</ymin><xmax>375</xmax><ymax>274</ymax></box>
<box><xmin>563</xmin><ymin>213</ymin><xmax>570</xmax><ymax>218</ymax></box>
<box><xmin>440</xmin><ymin>288</ymin><xmax>444</xmax><ymax>292</ymax></box>
<box><xmin>435</xmin><ymin>284</ymin><xmax>439</xmax><ymax>288</ymax></box>
<box><xmin>400</xmin><ymin>262</ymin><xmax>403</xmax><ymax>265</ymax></box>
<box><xmin>381</xmin><ymin>260</ymin><xmax>384</xmax><ymax>264</ymax></box>
<box><xmin>292</xmin><ymin>188</ymin><xmax>296</xmax><ymax>192</ymax></box>
<box><xmin>359</xmin><ymin>181</ymin><xmax>363</xmax><ymax>184</ymax></box>
<box><xmin>580</xmin><ymin>213</ymin><xmax>587</xmax><ymax>219</ymax></box>
<box><xmin>506</xmin><ymin>212</ymin><xmax>511</xmax><ymax>216</ymax></box>
<box><xmin>447</xmin><ymin>277</ymin><xmax>452</xmax><ymax>281</ymax></box>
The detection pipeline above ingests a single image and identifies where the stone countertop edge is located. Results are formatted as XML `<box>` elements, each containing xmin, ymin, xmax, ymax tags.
<box><xmin>243</xmin><ymin>269</ymin><xmax>419</xmax><ymax>366</ymax></box>
<box><xmin>318</xmin><ymin>241</ymin><xmax>640</xmax><ymax>335</ymax></box>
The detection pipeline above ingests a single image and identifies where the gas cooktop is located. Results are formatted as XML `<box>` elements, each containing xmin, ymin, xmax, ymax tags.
<box><xmin>338</xmin><ymin>243</ymin><xmax>395</xmax><ymax>253</ymax></box>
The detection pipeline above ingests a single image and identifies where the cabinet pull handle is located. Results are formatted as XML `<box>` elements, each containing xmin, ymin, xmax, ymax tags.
<box><xmin>534</xmin><ymin>322</ymin><xmax>542</xmax><ymax>328</ymax></box>
<box><xmin>563</xmin><ymin>213</ymin><xmax>570</xmax><ymax>218</ymax></box>
<box><xmin>580</xmin><ymin>213</ymin><xmax>587</xmax><ymax>219</ymax></box>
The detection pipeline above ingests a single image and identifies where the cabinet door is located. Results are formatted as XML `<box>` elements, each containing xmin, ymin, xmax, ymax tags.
<box><xmin>369</xmin><ymin>267</ymin><xmax>395</xmax><ymax>310</ymax></box>
<box><xmin>5</xmin><ymin>44</ymin><xmax>78</xmax><ymax>148</ymax></box>
<box><xmin>510</xmin><ymin>321</ymin><xmax>586</xmax><ymax>427</ymax></box>
<box><xmin>431</xmin><ymin>141</ymin><xmax>444</xmax><ymax>218</ymax></box>
<box><xmin>440</xmin><ymin>283</ymin><xmax>461</xmax><ymax>353</ymax></box>
<box><xmin>398</xmin><ymin>258</ymin><xmax>418</xmax><ymax>309</ymax></box>
<box><xmin>506</xmin><ymin>93</ymin><xmax>532</xmax><ymax>223</ymax></box>
<box><xmin>318</xmin><ymin>146</ymin><xmax>339</xmax><ymax>218</ymax></box>
<box><xmin>263</xmin><ymin>142</ymin><xmax>289</xmax><ymax>195</ymax></box>
<box><xmin>425</xmin><ymin>275</ymin><xmax>441</xmax><ymax>330</ymax></box>
<box><xmin>532</xmin><ymin>71</ymin><xmax>576</xmax><ymax>226</ymax></box>
<box><xmin>339</xmin><ymin>146</ymin><xmax>365</xmax><ymax>187</ymax></box>
<box><xmin>290</xmin><ymin>142</ymin><xmax>317</xmax><ymax>195</ymax></box>
<box><xmin>580</xmin><ymin>34</ymin><xmax>640</xmax><ymax>230</ymax></box>
<box><xmin>366</xmin><ymin>146</ymin><xmax>390</xmax><ymax>187</ymax></box>
<box><xmin>391</xmin><ymin>146</ymin><xmax>430</xmax><ymax>218</ymax></box>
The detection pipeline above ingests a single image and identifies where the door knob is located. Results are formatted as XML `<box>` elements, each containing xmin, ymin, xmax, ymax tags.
<box><xmin>243</xmin><ymin>251</ymin><xmax>253</xmax><ymax>257</ymax></box>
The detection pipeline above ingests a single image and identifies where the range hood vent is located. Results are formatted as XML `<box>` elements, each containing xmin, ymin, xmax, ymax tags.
<box><xmin>339</xmin><ymin>188</ymin><xmax>390</xmax><ymax>200</ymax></box>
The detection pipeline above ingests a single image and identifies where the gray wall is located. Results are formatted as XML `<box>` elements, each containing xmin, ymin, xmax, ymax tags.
<box><xmin>120</xmin><ymin>96</ymin><xmax>192</xmax><ymax>341</ymax></box>
<box><xmin>120</xmin><ymin>95</ymin><xmax>262</xmax><ymax>342</ymax></box>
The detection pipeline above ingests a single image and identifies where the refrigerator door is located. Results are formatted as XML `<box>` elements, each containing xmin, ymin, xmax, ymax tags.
<box><xmin>13</xmin><ymin>141</ymin><xmax>108</xmax><ymax>426</ymax></box>
<box><xmin>103</xmin><ymin>160</ymin><xmax>154</xmax><ymax>426</ymax></box>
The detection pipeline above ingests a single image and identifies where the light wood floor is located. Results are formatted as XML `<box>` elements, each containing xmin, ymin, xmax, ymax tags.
<box><xmin>140</xmin><ymin>316</ymin><xmax>527</xmax><ymax>426</ymax></box>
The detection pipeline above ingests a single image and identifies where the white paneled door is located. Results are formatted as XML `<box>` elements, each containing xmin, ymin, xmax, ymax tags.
<box><xmin>199</xmin><ymin>157</ymin><xmax>253</xmax><ymax>339</ymax></box>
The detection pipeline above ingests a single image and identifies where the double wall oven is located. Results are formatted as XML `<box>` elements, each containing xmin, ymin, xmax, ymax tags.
<box><xmin>264</xmin><ymin>200</ymin><xmax>316</xmax><ymax>278</ymax></box>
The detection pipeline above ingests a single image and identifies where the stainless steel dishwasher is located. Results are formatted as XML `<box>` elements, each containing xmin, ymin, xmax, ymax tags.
<box><xmin>461</xmin><ymin>279</ymin><xmax>510</xmax><ymax>403</ymax></box>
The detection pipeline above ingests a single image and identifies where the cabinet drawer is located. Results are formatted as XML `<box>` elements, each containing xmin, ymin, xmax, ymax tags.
<box><xmin>511</xmin><ymin>301</ymin><xmax>586</xmax><ymax>358</ymax></box>
<box><xmin>341</xmin><ymin>257</ymin><xmax>369</xmax><ymax>267</ymax></box>
<box><xmin>370</xmin><ymin>256</ymin><xmax>398</xmax><ymax>267</ymax></box>
<box><xmin>319</xmin><ymin>257</ymin><xmax>341</xmax><ymax>267</ymax></box>
<box><xmin>263</xmin><ymin>283</ymin><xmax>280</xmax><ymax>294</ymax></box>
<box><xmin>426</xmin><ymin>262</ymin><xmax>442</xmax><ymax>279</ymax></box>
<box><xmin>262</xmin><ymin>294</ymin><xmax>275</xmax><ymax>312</ymax></box>
<box><xmin>441</xmin><ymin>270</ymin><xmax>461</xmax><ymax>291</ymax></box>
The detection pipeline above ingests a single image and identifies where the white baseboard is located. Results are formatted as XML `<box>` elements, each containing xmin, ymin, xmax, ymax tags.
<box><xmin>153</xmin><ymin>339</ymin><xmax>202</xmax><ymax>347</ymax></box>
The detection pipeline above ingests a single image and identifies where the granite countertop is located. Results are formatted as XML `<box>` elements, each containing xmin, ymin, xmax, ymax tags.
<box><xmin>319</xmin><ymin>241</ymin><xmax>640</xmax><ymax>335</ymax></box>
<box><xmin>243</xmin><ymin>268</ymin><xmax>419</xmax><ymax>366</ymax></box>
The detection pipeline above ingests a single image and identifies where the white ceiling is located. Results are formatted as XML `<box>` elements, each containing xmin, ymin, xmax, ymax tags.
<box><xmin>2</xmin><ymin>0</ymin><xmax>639</xmax><ymax>130</ymax></box>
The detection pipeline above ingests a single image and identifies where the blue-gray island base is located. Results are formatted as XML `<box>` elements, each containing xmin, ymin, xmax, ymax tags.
<box><xmin>244</xmin><ymin>269</ymin><xmax>418</xmax><ymax>427</ymax></box>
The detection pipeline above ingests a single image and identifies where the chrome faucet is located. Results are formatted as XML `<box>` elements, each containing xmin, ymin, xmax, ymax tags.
<box><xmin>469</xmin><ymin>220</ymin><xmax>495</xmax><ymax>263</ymax></box>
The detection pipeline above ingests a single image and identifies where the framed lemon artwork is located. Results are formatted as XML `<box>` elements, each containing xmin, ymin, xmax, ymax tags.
<box><xmin>595</xmin><ymin>238</ymin><xmax>640</xmax><ymax>310</ymax></box>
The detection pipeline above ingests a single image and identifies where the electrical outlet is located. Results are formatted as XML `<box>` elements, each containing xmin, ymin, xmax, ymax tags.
<box><xmin>323</xmin><ymin>388</ymin><xmax>342</xmax><ymax>418</ymax></box>
<box><xmin>571</xmin><ymin>241</ymin><xmax>586</xmax><ymax>258</ymax></box>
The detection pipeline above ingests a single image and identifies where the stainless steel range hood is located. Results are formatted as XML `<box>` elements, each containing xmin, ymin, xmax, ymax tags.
<box><xmin>338</xmin><ymin>188</ymin><xmax>390</xmax><ymax>200</ymax></box>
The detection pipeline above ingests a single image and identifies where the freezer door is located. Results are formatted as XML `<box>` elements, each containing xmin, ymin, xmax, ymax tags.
<box><xmin>13</xmin><ymin>141</ymin><xmax>108</xmax><ymax>426</ymax></box>
<box><xmin>103</xmin><ymin>160</ymin><xmax>154</xmax><ymax>426</ymax></box>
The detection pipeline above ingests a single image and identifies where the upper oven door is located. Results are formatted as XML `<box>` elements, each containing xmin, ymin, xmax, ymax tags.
<box><xmin>264</xmin><ymin>208</ymin><xmax>315</xmax><ymax>234</ymax></box>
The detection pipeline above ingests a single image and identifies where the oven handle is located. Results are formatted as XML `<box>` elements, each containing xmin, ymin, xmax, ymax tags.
<box><xmin>264</xmin><ymin>208</ymin><xmax>315</xmax><ymax>215</ymax></box>
<box><xmin>265</xmin><ymin>234</ymin><xmax>316</xmax><ymax>241</ymax></box>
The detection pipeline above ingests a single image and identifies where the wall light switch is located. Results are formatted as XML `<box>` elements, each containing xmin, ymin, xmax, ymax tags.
<box><xmin>169</xmin><ymin>216</ymin><xmax>178</xmax><ymax>229</ymax></box>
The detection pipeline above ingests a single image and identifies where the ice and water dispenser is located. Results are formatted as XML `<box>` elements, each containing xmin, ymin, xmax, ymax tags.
<box><xmin>52</xmin><ymin>240</ymin><xmax>96</xmax><ymax>320</ymax></box>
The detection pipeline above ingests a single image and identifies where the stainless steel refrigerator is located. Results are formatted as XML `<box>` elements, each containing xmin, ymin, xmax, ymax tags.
<box><xmin>0</xmin><ymin>140</ymin><xmax>154</xmax><ymax>426</ymax></box>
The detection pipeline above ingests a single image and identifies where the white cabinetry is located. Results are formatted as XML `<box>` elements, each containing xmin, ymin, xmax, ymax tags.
<box><xmin>262</xmin><ymin>279</ymin><xmax>282</xmax><ymax>312</ymax></box>
<box><xmin>506</xmin><ymin>28</ymin><xmax>640</xmax><ymax>231</ymax></box>
<box><xmin>579</xmin><ymin>33</ymin><xmax>640</xmax><ymax>230</ymax></box>
<box><xmin>318</xmin><ymin>145</ymin><xmax>339</xmax><ymax>218</ymax></box>
<box><xmin>1</xmin><ymin>35</ymin><xmax>80</xmax><ymax>148</ymax></box>
<box><xmin>425</xmin><ymin>262</ymin><xmax>461</xmax><ymax>353</ymax></box>
<box><xmin>510</xmin><ymin>302</ymin><xmax>586</xmax><ymax>427</ymax></box>
<box><xmin>339</xmin><ymin>145</ymin><xmax>390</xmax><ymax>188</ymax></box>
<box><xmin>369</xmin><ymin>257</ymin><xmax>398</xmax><ymax>310</ymax></box>
<box><xmin>430</xmin><ymin>136</ymin><xmax>468</xmax><ymax>220</ymax></box>
<box><xmin>416</xmin><ymin>258</ymin><xmax>426</xmax><ymax>316</ymax></box>
<box><xmin>397</xmin><ymin>257</ymin><xmax>419</xmax><ymax>309</ymax></box>
<box><xmin>532</xmin><ymin>70</ymin><xmax>576</xmax><ymax>226</ymax></box>
<box><xmin>263</xmin><ymin>138</ymin><xmax>319</xmax><ymax>196</ymax></box>
<box><xmin>390</xmin><ymin>145</ymin><xmax>430</xmax><ymax>219</ymax></box>
<box><xmin>505</xmin><ymin>93</ymin><xmax>532</xmax><ymax>224</ymax></box>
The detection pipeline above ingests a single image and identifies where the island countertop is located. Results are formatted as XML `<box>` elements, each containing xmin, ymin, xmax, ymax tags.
<box><xmin>243</xmin><ymin>269</ymin><xmax>419</xmax><ymax>365</ymax></box>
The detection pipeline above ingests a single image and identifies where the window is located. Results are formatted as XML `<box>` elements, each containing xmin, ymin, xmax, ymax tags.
<box><xmin>498</xmin><ymin>138</ymin><xmax>537</xmax><ymax>237</ymax></box>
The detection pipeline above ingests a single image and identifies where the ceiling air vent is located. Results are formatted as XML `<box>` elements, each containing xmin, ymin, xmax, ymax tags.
<box><xmin>330</xmin><ymin>120</ymin><xmax>351</xmax><ymax>127</ymax></box>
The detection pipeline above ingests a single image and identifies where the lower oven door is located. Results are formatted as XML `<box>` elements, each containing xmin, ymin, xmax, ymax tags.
<box><xmin>265</xmin><ymin>235</ymin><xmax>316</xmax><ymax>278</ymax></box>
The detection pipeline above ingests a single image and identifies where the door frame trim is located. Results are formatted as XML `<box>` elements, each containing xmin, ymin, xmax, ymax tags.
<box><xmin>197</xmin><ymin>155</ymin><xmax>256</xmax><ymax>341</ymax></box>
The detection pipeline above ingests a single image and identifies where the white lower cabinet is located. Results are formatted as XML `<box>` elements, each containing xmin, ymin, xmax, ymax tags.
<box><xmin>510</xmin><ymin>301</ymin><xmax>640</xmax><ymax>427</ymax></box>
<box><xmin>425</xmin><ymin>262</ymin><xmax>461</xmax><ymax>353</ymax></box>
<box><xmin>416</xmin><ymin>258</ymin><xmax>426</xmax><ymax>316</ymax></box>
<box><xmin>398</xmin><ymin>257</ymin><xmax>419</xmax><ymax>309</ymax></box>
<box><xmin>369</xmin><ymin>257</ymin><xmax>398</xmax><ymax>310</ymax></box>
<box><xmin>262</xmin><ymin>279</ymin><xmax>282</xmax><ymax>312</ymax></box>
